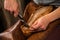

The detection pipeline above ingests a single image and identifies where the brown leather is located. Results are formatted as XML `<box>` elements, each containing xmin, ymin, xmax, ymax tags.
<box><xmin>23</xmin><ymin>2</ymin><xmax>42</xmax><ymax>22</ymax></box>
<box><xmin>27</xmin><ymin>19</ymin><xmax>60</xmax><ymax>40</ymax></box>
<box><xmin>0</xmin><ymin>1</ymin><xmax>60</xmax><ymax>40</ymax></box>
<box><xmin>0</xmin><ymin>20</ymin><xmax>25</xmax><ymax>40</ymax></box>
<box><xmin>20</xmin><ymin>2</ymin><xmax>53</xmax><ymax>36</ymax></box>
<box><xmin>0</xmin><ymin>0</ymin><xmax>26</xmax><ymax>40</ymax></box>
<box><xmin>21</xmin><ymin>2</ymin><xmax>60</xmax><ymax>40</ymax></box>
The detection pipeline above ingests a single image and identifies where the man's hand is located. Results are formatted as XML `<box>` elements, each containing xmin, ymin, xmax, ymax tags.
<box><xmin>29</xmin><ymin>7</ymin><xmax>60</xmax><ymax>31</ymax></box>
<box><xmin>29</xmin><ymin>16</ymin><xmax>50</xmax><ymax>31</ymax></box>
<box><xmin>4</xmin><ymin>0</ymin><xmax>19</xmax><ymax>17</ymax></box>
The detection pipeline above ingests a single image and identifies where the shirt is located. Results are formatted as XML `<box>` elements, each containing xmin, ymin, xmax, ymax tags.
<box><xmin>33</xmin><ymin>0</ymin><xmax>60</xmax><ymax>6</ymax></box>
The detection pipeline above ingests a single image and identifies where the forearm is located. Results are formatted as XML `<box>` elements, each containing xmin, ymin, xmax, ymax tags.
<box><xmin>45</xmin><ymin>7</ymin><xmax>60</xmax><ymax>23</ymax></box>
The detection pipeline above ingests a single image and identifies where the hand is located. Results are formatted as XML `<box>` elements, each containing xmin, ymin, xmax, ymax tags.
<box><xmin>29</xmin><ymin>16</ymin><xmax>50</xmax><ymax>31</ymax></box>
<box><xmin>4</xmin><ymin>0</ymin><xmax>19</xmax><ymax>17</ymax></box>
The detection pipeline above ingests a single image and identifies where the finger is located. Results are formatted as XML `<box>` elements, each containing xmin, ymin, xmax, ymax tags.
<box><xmin>40</xmin><ymin>25</ymin><xmax>47</xmax><ymax>30</ymax></box>
<box><xmin>29</xmin><ymin>26</ymin><xmax>42</xmax><ymax>32</ymax></box>
<box><xmin>32</xmin><ymin>21</ymin><xmax>38</xmax><ymax>26</ymax></box>
<box><xmin>14</xmin><ymin>7</ymin><xmax>19</xmax><ymax>16</ymax></box>
<box><xmin>37</xmin><ymin>25</ymin><xmax>46</xmax><ymax>31</ymax></box>
<box><xmin>29</xmin><ymin>21</ymin><xmax>38</xmax><ymax>30</ymax></box>
<box><xmin>29</xmin><ymin>27</ymin><xmax>36</xmax><ymax>31</ymax></box>
<box><xmin>4</xmin><ymin>4</ymin><xmax>13</xmax><ymax>14</ymax></box>
<box><xmin>30</xmin><ymin>23</ymin><xmax>43</xmax><ymax>32</ymax></box>
<box><xmin>36</xmin><ymin>27</ymin><xmax>43</xmax><ymax>31</ymax></box>
<box><xmin>9</xmin><ymin>7</ymin><xmax>13</xmax><ymax>12</ymax></box>
<box><xmin>29</xmin><ymin>21</ymin><xmax>37</xmax><ymax>30</ymax></box>
<box><xmin>14</xmin><ymin>12</ymin><xmax>18</xmax><ymax>17</ymax></box>
<box><xmin>30</xmin><ymin>23</ymin><xmax>40</xmax><ymax>31</ymax></box>
<box><xmin>33</xmin><ymin>24</ymin><xmax>39</xmax><ymax>29</ymax></box>
<box><xmin>32</xmin><ymin>24</ymin><xmax>42</xmax><ymax>31</ymax></box>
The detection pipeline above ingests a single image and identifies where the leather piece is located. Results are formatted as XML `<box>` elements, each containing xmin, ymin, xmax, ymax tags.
<box><xmin>45</xmin><ymin>24</ymin><xmax>60</xmax><ymax>40</ymax></box>
<box><xmin>0</xmin><ymin>1</ymin><xmax>60</xmax><ymax>40</ymax></box>
<box><xmin>27</xmin><ymin>19</ymin><xmax>60</xmax><ymax>40</ymax></box>
<box><xmin>0</xmin><ymin>20</ymin><xmax>25</xmax><ymax>40</ymax></box>
<box><xmin>20</xmin><ymin>2</ymin><xmax>53</xmax><ymax>36</ymax></box>
<box><xmin>20</xmin><ymin>2</ymin><xmax>60</xmax><ymax>40</ymax></box>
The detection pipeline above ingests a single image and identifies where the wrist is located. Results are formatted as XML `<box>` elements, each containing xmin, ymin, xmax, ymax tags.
<box><xmin>44</xmin><ymin>14</ymin><xmax>53</xmax><ymax>23</ymax></box>
<box><xmin>44</xmin><ymin>12</ymin><xmax>59</xmax><ymax>23</ymax></box>
<box><xmin>41</xmin><ymin>15</ymin><xmax>51</xmax><ymax>24</ymax></box>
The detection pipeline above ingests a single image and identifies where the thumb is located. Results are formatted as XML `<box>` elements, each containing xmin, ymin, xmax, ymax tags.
<box><xmin>14</xmin><ymin>10</ymin><xmax>19</xmax><ymax>17</ymax></box>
